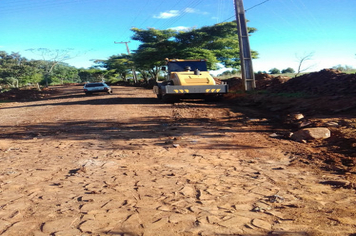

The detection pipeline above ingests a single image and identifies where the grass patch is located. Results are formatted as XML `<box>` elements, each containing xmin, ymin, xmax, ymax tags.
<box><xmin>0</xmin><ymin>100</ymin><xmax>13</xmax><ymax>104</ymax></box>
<box><xmin>271</xmin><ymin>92</ymin><xmax>310</xmax><ymax>98</ymax></box>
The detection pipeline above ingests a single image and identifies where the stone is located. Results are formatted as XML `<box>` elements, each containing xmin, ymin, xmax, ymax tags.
<box><xmin>269</xmin><ymin>133</ymin><xmax>280</xmax><ymax>138</ymax></box>
<box><xmin>291</xmin><ymin>127</ymin><xmax>331</xmax><ymax>142</ymax></box>
<box><xmin>324</xmin><ymin>121</ymin><xmax>339</xmax><ymax>127</ymax></box>
<box><xmin>291</xmin><ymin>113</ymin><xmax>304</xmax><ymax>120</ymax></box>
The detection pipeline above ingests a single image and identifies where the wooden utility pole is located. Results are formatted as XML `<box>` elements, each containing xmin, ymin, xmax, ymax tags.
<box><xmin>114</xmin><ymin>41</ymin><xmax>138</xmax><ymax>83</ymax></box>
<box><xmin>234</xmin><ymin>0</ymin><xmax>256</xmax><ymax>91</ymax></box>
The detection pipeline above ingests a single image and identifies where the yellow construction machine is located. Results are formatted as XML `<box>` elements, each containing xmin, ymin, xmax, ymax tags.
<box><xmin>153</xmin><ymin>58</ymin><xmax>228</xmax><ymax>102</ymax></box>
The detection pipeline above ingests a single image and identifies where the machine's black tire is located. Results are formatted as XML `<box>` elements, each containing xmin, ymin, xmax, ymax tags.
<box><xmin>156</xmin><ymin>93</ymin><xmax>163</xmax><ymax>100</ymax></box>
<box><xmin>162</xmin><ymin>94</ymin><xmax>180</xmax><ymax>103</ymax></box>
<box><xmin>204</xmin><ymin>94</ymin><xmax>223</xmax><ymax>102</ymax></box>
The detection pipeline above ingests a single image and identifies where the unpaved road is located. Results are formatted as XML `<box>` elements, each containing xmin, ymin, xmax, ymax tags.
<box><xmin>0</xmin><ymin>85</ymin><xmax>355</xmax><ymax>236</ymax></box>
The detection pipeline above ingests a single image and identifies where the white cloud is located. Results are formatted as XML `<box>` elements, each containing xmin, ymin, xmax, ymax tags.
<box><xmin>184</xmin><ymin>8</ymin><xmax>195</xmax><ymax>13</ymax></box>
<box><xmin>153</xmin><ymin>8</ymin><xmax>207</xmax><ymax>19</ymax></box>
<box><xmin>168</xmin><ymin>26</ymin><xmax>191</xmax><ymax>32</ymax></box>
<box><xmin>154</xmin><ymin>10</ymin><xmax>179</xmax><ymax>19</ymax></box>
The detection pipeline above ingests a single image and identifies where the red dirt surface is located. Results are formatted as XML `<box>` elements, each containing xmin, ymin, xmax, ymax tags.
<box><xmin>224</xmin><ymin>69</ymin><xmax>356</xmax><ymax>179</ymax></box>
<box><xmin>0</xmin><ymin>70</ymin><xmax>355</xmax><ymax>235</ymax></box>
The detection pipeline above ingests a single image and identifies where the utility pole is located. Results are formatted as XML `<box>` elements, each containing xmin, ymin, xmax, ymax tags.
<box><xmin>114</xmin><ymin>41</ymin><xmax>138</xmax><ymax>83</ymax></box>
<box><xmin>234</xmin><ymin>0</ymin><xmax>256</xmax><ymax>91</ymax></box>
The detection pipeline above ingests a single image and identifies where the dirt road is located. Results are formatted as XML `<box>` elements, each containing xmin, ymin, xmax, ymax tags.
<box><xmin>0</xmin><ymin>85</ymin><xmax>355</xmax><ymax>236</ymax></box>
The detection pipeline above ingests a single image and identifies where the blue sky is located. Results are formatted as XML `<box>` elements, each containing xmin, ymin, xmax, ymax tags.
<box><xmin>1</xmin><ymin>0</ymin><xmax>355</xmax><ymax>73</ymax></box>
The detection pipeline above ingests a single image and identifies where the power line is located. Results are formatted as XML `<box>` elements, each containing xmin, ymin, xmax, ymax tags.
<box><xmin>0</xmin><ymin>0</ymin><xmax>101</xmax><ymax>14</ymax></box>
<box><xmin>245</xmin><ymin>0</ymin><xmax>271</xmax><ymax>12</ymax></box>
<box><xmin>220</xmin><ymin>0</ymin><xmax>272</xmax><ymax>23</ymax></box>
<box><xmin>158</xmin><ymin>0</ymin><xmax>204</xmax><ymax>30</ymax></box>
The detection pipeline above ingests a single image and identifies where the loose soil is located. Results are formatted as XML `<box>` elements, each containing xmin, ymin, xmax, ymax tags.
<box><xmin>0</xmin><ymin>71</ymin><xmax>355</xmax><ymax>236</ymax></box>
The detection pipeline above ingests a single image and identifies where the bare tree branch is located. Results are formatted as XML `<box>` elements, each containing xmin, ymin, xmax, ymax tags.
<box><xmin>295</xmin><ymin>52</ymin><xmax>315</xmax><ymax>77</ymax></box>
<box><xmin>26</xmin><ymin>48</ymin><xmax>79</xmax><ymax>87</ymax></box>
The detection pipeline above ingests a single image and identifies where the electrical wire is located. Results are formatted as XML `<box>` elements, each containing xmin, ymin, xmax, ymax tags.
<box><xmin>220</xmin><ymin>0</ymin><xmax>272</xmax><ymax>24</ymax></box>
<box><xmin>158</xmin><ymin>0</ymin><xmax>204</xmax><ymax>30</ymax></box>
<box><xmin>136</xmin><ymin>0</ymin><xmax>167</xmax><ymax>29</ymax></box>
<box><xmin>0</xmin><ymin>0</ymin><xmax>101</xmax><ymax>14</ymax></box>
<box><xmin>245</xmin><ymin>0</ymin><xmax>270</xmax><ymax>12</ymax></box>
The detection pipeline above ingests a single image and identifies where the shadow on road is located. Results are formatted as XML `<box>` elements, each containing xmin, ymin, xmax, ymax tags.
<box><xmin>0</xmin><ymin>116</ymin><xmax>271</xmax><ymax>151</ymax></box>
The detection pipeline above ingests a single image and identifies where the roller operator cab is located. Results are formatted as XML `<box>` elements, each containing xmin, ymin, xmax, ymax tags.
<box><xmin>153</xmin><ymin>59</ymin><xmax>228</xmax><ymax>102</ymax></box>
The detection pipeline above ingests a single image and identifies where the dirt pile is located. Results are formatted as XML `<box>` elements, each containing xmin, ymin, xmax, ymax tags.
<box><xmin>268</xmin><ymin>69</ymin><xmax>356</xmax><ymax>96</ymax></box>
<box><xmin>224</xmin><ymin>69</ymin><xmax>356</xmax><ymax>173</ymax></box>
<box><xmin>226</xmin><ymin>69</ymin><xmax>356</xmax><ymax>96</ymax></box>
<box><xmin>225</xmin><ymin>69</ymin><xmax>356</xmax><ymax>115</ymax></box>
<box><xmin>0</xmin><ymin>87</ymin><xmax>57</xmax><ymax>101</ymax></box>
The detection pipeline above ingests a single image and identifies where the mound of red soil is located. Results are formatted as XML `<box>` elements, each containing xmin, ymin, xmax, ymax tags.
<box><xmin>269</xmin><ymin>69</ymin><xmax>356</xmax><ymax>96</ymax></box>
<box><xmin>225</xmin><ymin>69</ymin><xmax>356</xmax><ymax>95</ymax></box>
<box><xmin>224</xmin><ymin>73</ymin><xmax>291</xmax><ymax>92</ymax></box>
<box><xmin>0</xmin><ymin>87</ymin><xmax>57</xmax><ymax>101</ymax></box>
<box><xmin>224</xmin><ymin>69</ymin><xmax>356</xmax><ymax>115</ymax></box>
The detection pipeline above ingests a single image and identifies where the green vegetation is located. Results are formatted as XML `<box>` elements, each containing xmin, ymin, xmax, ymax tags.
<box><xmin>272</xmin><ymin>92</ymin><xmax>309</xmax><ymax>98</ymax></box>
<box><xmin>332</xmin><ymin>64</ymin><xmax>356</xmax><ymax>74</ymax></box>
<box><xmin>0</xmin><ymin>51</ymin><xmax>81</xmax><ymax>89</ymax></box>
<box><xmin>269</xmin><ymin>68</ymin><xmax>281</xmax><ymax>74</ymax></box>
<box><xmin>95</xmin><ymin>21</ymin><xmax>258</xmax><ymax>82</ymax></box>
<box><xmin>2</xmin><ymin>19</ymin><xmax>354</xmax><ymax>93</ymax></box>
<box><xmin>1</xmin><ymin>21</ymin><xmax>259</xmax><ymax>90</ymax></box>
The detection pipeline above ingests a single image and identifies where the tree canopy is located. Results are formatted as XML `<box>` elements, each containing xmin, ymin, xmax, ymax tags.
<box><xmin>269</xmin><ymin>68</ymin><xmax>280</xmax><ymax>74</ymax></box>
<box><xmin>127</xmin><ymin>21</ymin><xmax>258</xmax><ymax>79</ymax></box>
<box><xmin>1</xmin><ymin>21</ymin><xmax>260</xmax><ymax>88</ymax></box>
<box><xmin>0</xmin><ymin>50</ymin><xmax>81</xmax><ymax>88</ymax></box>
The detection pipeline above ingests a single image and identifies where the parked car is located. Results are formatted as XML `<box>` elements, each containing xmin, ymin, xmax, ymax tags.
<box><xmin>83</xmin><ymin>82</ymin><xmax>113</xmax><ymax>95</ymax></box>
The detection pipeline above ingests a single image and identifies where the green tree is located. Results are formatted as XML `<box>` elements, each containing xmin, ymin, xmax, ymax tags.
<box><xmin>78</xmin><ymin>68</ymin><xmax>107</xmax><ymax>83</ymax></box>
<box><xmin>269</xmin><ymin>68</ymin><xmax>280</xmax><ymax>74</ymax></box>
<box><xmin>131</xmin><ymin>28</ymin><xmax>178</xmax><ymax>81</ymax></box>
<box><xmin>51</xmin><ymin>63</ymin><xmax>80</xmax><ymax>84</ymax></box>
<box><xmin>26</xmin><ymin>48</ymin><xmax>79</xmax><ymax>87</ymax></box>
<box><xmin>281</xmin><ymin>67</ymin><xmax>295</xmax><ymax>73</ymax></box>
<box><xmin>174</xmin><ymin>21</ymin><xmax>257</xmax><ymax>69</ymax></box>
<box><xmin>332</xmin><ymin>64</ymin><xmax>354</xmax><ymax>72</ymax></box>
<box><xmin>130</xmin><ymin>21</ymin><xmax>258</xmax><ymax>80</ymax></box>
<box><xmin>94</xmin><ymin>54</ymin><xmax>135</xmax><ymax>82</ymax></box>
<box><xmin>0</xmin><ymin>51</ymin><xmax>42</xmax><ymax>88</ymax></box>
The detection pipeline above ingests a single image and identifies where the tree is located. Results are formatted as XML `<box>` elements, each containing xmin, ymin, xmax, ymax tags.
<box><xmin>332</xmin><ymin>64</ymin><xmax>354</xmax><ymax>72</ymax></box>
<box><xmin>26</xmin><ymin>48</ymin><xmax>78</xmax><ymax>87</ymax></box>
<box><xmin>131</xmin><ymin>28</ymin><xmax>178</xmax><ymax>81</ymax></box>
<box><xmin>174</xmin><ymin>21</ymin><xmax>257</xmax><ymax>69</ymax></box>
<box><xmin>94</xmin><ymin>54</ymin><xmax>134</xmax><ymax>81</ymax></box>
<box><xmin>295</xmin><ymin>52</ymin><xmax>314</xmax><ymax>77</ymax></box>
<box><xmin>130</xmin><ymin>21</ymin><xmax>258</xmax><ymax>80</ymax></box>
<box><xmin>78</xmin><ymin>68</ymin><xmax>107</xmax><ymax>83</ymax></box>
<box><xmin>51</xmin><ymin>63</ymin><xmax>80</xmax><ymax>84</ymax></box>
<box><xmin>281</xmin><ymin>67</ymin><xmax>295</xmax><ymax>73</ymax></box>
<box><xmin>0</xmin><ymin>51</ymin><xmax>39</xmax><ymax>88</ymax></box>
<box><xmin>269</xmin><ymin>68</ymin><xmax>280</xmax><ymax>74</ymax></box>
